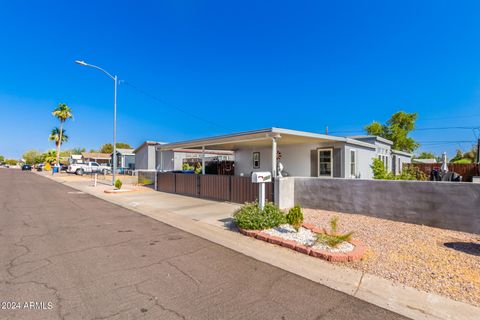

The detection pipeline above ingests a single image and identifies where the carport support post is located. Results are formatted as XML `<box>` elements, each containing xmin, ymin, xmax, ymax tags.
<box><xmin>271</xmin><ymin>137</ymin><xmax>277</xmax><ymax>179</ymax></box>
<box><xmin>201</xmin><ymin>146</ymin><xmax>205</xmax><ymax>174</ymax></box>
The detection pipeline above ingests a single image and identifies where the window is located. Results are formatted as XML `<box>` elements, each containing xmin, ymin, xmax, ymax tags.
<box><xmin>253</xmin><ymin>152</ymin><xmax>260</xmax><ymax>169</ymax></box>
<box><xmin>350</xmin><ymin>149</ymin><xmax>357</xmax><ymax>178</ymax></box>
<box><xmin>318</xmin><ymin>149</ymin><xmax>333</xmax><ymax>177</ymax></box>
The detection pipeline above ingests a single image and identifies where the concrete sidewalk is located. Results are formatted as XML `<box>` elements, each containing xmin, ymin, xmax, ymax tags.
<box><xmin>39</xmin><ymin>172</ymin><xmax>480</xmax><ymax>320</ymax></box>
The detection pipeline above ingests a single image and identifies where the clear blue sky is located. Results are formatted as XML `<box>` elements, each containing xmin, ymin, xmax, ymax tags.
<box><xmin>1</xmin><ymin>1</ymin><xmax>479</xmax><ymax>159</ymax></box>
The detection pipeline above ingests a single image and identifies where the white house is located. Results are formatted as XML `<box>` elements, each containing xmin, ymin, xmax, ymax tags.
<box><xmin>155</xmin><ymin>127</ymin><xmax>412</xmax><ymax>179</ymax></box>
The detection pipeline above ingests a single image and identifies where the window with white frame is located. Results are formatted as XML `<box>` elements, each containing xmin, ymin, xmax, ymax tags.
<box><xmin>350</xmin><ymin>149</ymin><xmax>357</xmax><ymax>178</ymax></box>
<box><xmin>318</xmin><ymin>148</ymin><xmax>333</xmax><ymax>177</ymax></box>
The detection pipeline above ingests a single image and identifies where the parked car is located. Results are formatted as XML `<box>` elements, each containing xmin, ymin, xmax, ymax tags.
<box><xmin>67</xmin><ymin>162</ymin><xmax>110</xmax><ymax>175</ymax></box>
<box><xmin>36</xmin><ymin>164</ymin><xmax>44</xmax><ymax>171</ymax></box>
<box><xmin>60</xmin><ymin>163</ymin><xmax>69</xmax><ymax>172</ymax></box>
<box><xmin>21</xmin><ymin>164</ymin><xmax>32</xmax><ymax>171</ymax></box>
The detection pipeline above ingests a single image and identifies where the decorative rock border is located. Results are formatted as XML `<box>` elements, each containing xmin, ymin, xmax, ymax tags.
<box><xmin>104</xmin><ymin>189</ymin><xmax>137</xmax><ymax>194</ymax></box>
<box><xmin>238</xmin><ymin>223</ymin><xmax>366</xmax><ymax>262</ymax></box>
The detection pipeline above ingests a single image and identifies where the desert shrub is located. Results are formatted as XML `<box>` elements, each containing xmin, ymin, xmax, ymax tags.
<box><xmin>371</xmin><ymin>158</ymin><xmax>395</xmax><ymax>180</ymax></box>
<box><xmin>397</xmin><ymin>165</ymin><xmax>428</xmax><ymax>181</ymax></box>
<box><xmin>286</xmin><ymin>205</ymin><xmax>304</xmax><ymax>231</ymax></box>
<box><xmin>315</xmin><ymin>216</ymin><xmax>353</xmax><ymax>247</ymax></box>
<box><xmin>114</xmin><ymin>179</ymin><xmax>123</xmax><ymax>189</ymax></box>
<box><xmin>234</xmin><ymin>202</ymin><xmax>286</xmax><ymax>230</ymax></box>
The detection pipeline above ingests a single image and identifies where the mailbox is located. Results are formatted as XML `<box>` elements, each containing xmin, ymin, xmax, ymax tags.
<box><xmin>251</xmin><ymin>172</ymin><xmax>272</xmax><ymax>183</ymax></box>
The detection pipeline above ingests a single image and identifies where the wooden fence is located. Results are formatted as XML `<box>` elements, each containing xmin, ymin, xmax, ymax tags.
<box><xmin>157</xmin><ymin>172</ymin><xmax>274</xmax><ymax>203</ymax></box>
<box><xmin>406</xmin><ymin>163</ymin><xmax>479</xmax><ymax>182</ymax></box>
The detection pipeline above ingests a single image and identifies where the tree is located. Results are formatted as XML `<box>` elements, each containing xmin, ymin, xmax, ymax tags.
<box><xmin>5</xmin><ymin>159</ymin><xmax>18</xmax><ymax>165</ymax></box>
<box><xmin>43</xmin><ymin>150</ymin><xmax>57</xmax><ymax>164</ymax></box>
<box><xmin>416</xmin><ymin>152</ymin><xmax>436</xmax><ymax>159</ymax></box>
<box><xmin>365</xmin><ymin>111</ymin><xmax>419</xmax><ymax>153</ymax></box>
<box><xmin>100</xmin><ymin>143</ymin><xmax>132</xmax><ymax>154</ymax></box>
<box><xmin>23</xmin><ymin>150</ymin><xmax>43</xmax><ymax>165</ymax></box>
<box><xmin>0</xmin><ymin>155</ymin><xmax>4</xmax><ymax>162</ymax></box>
<box><xmin>52</xmin><ymin>103</ymin><xmax>73</xmax><ymax>165</ymax></box>
<box><xmin>49</xmin><ymin>127</ymin><xmax>69</xmax><ymax>150</ymax></box>
<box><xmin>71</xmin><ymin>147</ymin><xmax>86</xmax><ymax>155</ymax></box>
<box><xmin>449</xmin><ymin>149</ymin><xmax>464</xmax><ymax>163</ymax></box>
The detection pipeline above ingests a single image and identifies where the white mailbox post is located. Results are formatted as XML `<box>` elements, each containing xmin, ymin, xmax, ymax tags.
<box><xmin>251</xmin><ymin>172</ymin><xmax>272</xmax><ymax>209</ymax></box>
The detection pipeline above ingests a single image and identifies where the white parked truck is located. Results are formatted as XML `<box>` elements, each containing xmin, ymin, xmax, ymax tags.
<box><xmin>67</xmin><ymin>162</ymin><xmax>111</xmax><ymax>175</ymax></box>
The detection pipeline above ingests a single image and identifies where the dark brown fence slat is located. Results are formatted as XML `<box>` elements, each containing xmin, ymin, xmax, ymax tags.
<box><xmin>200</xmin><ymin>175</ymin><xmax>230</xmax><ymax>201</ymax></box>
<box><xmin>175</xmin><ymin>174</ymin><xmax>198</xmax><ymax>196</ymax></box>
<box><xmin>157</xmin><ymin>172</ymin><xmax>175</xmax><ymax>193</ymax></box>
<box><xmin>230</xmin><ymin>176</ymin><xmax>273</xmax><ymax>203</ymax></box>
<box><xmin>407</xmin><ymin>163</ymin><xmax>479</xmax><ymax>182</ymax></box>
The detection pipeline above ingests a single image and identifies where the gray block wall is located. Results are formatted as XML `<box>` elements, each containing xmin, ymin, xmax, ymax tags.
<box><xmin>293</xmin><ymin>178</ymin><xmax>480</xmax><ymax>234</ymax></box>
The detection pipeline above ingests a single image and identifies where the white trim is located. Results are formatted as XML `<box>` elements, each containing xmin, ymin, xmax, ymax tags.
<box><xmin>350</xmin><ymin>149</ymin><xmax>357</xmax><ymax>178</ymax></box>
<box><xmin>317</xmin><ymin>148</ymin><xmax>333</xmax><ymax>178</ymax></box>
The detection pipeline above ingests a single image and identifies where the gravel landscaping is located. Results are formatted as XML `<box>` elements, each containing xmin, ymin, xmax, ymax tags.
<box><xmin>303</xmin><ymin>208</ymin><xmax>480</xmax><ymax>307</ymax></box>
<box><xmin>263</xmin><ymin>224</ymin><xmax>355</xmax><ymax>253</ymax></box>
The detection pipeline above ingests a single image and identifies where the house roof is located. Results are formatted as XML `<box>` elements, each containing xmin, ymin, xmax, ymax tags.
<box><xmin>133</xmin><ymin>141</ymin><xmax>166</xmax><ymax>154</ymax></box>
<box><xmin>392</xmin><ymin>149</ymin><xmax>413</xmax><ymax>157</ymax></box>
<box><xmin>81</xmin><ymin>152</ymin><xmax>111</xmax><ymax>160</ymax></box>
<box><xmin>348</xmin><ymin>135</ymin><xmax>394</xmax><ymax>145</ymax></box>
<box><xmin>412</xmin><ymin>158</ymin><xmax>437</xmax><ymax>164</ymax></box>
<box><xmin>157</xmin><ymin>127</ymin><xmax>377</xmax><ymax>151</ymax></box>
<box><xmin>115</xmin><ymin>148</ymin><xmax>135</xmax><ymax>155</ymax></box>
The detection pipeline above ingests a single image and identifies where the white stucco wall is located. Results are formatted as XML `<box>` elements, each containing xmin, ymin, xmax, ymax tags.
<box><xmin>234</xmin><ymin>142</ymin><xmax>351</xmax><ymax>178</ymax></box>
<box><xmin>344</xmin><ymin>143</ymin><xmax>377</xmax><ymax>180</ymax></box>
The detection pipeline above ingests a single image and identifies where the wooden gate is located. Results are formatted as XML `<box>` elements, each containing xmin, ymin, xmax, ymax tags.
<box><xmin>156</xmin><ymin>172</ymin><xmax>274</xmax><ymax>204</ymax></box>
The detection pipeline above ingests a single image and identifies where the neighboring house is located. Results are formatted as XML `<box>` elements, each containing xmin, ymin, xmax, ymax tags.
<box><xmin>81</xmin><ymin>152</ymin><xmax>111</xmax><ymax>165</ymax></box>
<box><xmin>134</xmin><ymin>141</ymin><xmax>234</xmax><ymax>171</ymax></box>
<box><xmin>412</xmin><ymin>158</ymin><xmax>438</xmax><ymax>164</ymax></box>
<box><xmin>134</xmin><ymin>141</ymin><xmax>164</xmax><ymax>170</ymax></box>
<box><xmin>68</xmin><ymin>154</ymin><xmax>83</xmax><ymax>164</ymax></box>
<box><xmin>156</xmin><ymin>127</ymin><xmax>412</xmax><ymax>179</ymax></box>
<box><xmin>112</xmin><ymin>149</ymin><xmax>135</xmax><ymax>169</ymax></box>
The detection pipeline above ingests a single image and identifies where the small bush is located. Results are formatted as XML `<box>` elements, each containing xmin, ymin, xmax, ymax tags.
<box><xmin>114</xmin><ymin>179</ymin><xmax>122</xmax><ymax>189</ymax></box>
<box><xmin>315</xmin><ymin>216</ymin><xmax>353</xmax><ymax>247</ymax></box>
<box><xmin>234</xmin><ymin>202</ymin><xmax>286</xmax><ymax>230</ymax></box>
<box><xmin>286</xmin><ymin>205</ymin><xmax>304</xmax><ymax>231</ymax></box>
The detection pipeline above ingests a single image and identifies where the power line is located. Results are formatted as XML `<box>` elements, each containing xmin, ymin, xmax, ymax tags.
<box><xmin>121</xmin><ymin>80</ymin><xmax>231</xmax><ymax>131</ymax></box>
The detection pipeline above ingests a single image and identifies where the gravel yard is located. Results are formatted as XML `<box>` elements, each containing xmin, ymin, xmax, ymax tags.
<box><xmin>304</xmin><ymin>209</ymin><xmax>480</xmax><ymax>307</ymax></box>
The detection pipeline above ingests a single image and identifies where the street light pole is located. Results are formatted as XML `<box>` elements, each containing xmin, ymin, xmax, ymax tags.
<box><xmin>75</xmin><ymin>60</ymin><xmax>118</xmax><ymax>186</ymax></box>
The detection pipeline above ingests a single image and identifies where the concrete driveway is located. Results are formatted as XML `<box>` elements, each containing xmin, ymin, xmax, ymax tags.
<box><xmin>0</xmin><ymin>169</ymin><xmax>406</xmax><ymax>319</ymax></box>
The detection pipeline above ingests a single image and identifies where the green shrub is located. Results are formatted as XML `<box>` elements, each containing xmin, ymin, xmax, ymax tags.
<box><xmin>234</xmin><ymin>202</ymin><xmax>286</xmax><ymax>230</ymax></box>
<box><xmin>286</xmin><ymin>205</ymin><xmax>304</xmax><ymax>231</ymax></box>
<box><xmin>114</xmin><ymin>179</ymin><xmax>122</xmax><ymax>189</ymax></box>
<box><xmin>315</xmin><ymin>216</ymin><xmax>353</xmax><ymax>247</ymax></box>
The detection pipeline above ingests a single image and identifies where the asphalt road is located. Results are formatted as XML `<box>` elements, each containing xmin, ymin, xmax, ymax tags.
<box><xmin>0</xmin><ymin>169</ymin><xmax>407</xmax><ymax>320</ymax></box>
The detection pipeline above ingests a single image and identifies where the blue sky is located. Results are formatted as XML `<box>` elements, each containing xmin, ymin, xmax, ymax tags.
<box><xmin>0</xmin><ymin>1</ymin><xmax>479</xmax><ymax>159</ymax></box>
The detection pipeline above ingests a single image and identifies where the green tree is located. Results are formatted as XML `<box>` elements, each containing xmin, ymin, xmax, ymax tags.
<box><xmin>449</xmin><ymin>149</ymin><xmax>464</xmax><ymax>163</ymax></box>
<box><xmin>0</xmin><ymin>155</ymin><xmax>4</xmax><ymax>162</ymax></box>
<box><xmin>71</xmin><ymin>147</ymin><xmax>86</xmax><ymax>155</ymax></box>
<box><xmin>52</xmin><ymin>103</ymin><xmax>73</xmax><ymax>165</ymax></box>
<box><xmin>5</xmin><ymin>159</ymin><xmax>18</xmax><ymax>165</ymax></box>
<box><xmin>100</xmin><ymin>143</ymin><xmax>132</xmax><ymax>154</ymax></box>
<box><xmin>48</xmin><ymin>127</ymin><xmax>68</xmax><ymax>154</ymax></box>
<box><xmin>365</xmin><ymin>111</ymin><xmax>419</xmax><ymax>153</ymax></box>
<box><xmin>43</xmin><ymin>150</ymin><xmax>57</xmax><ymax>164</ymax></box>
<box><xmin>23</xmin><ymin>150</ymin><xmax>43</xmax><ymax>165</ymax></box>
<box><xmin>416</xmin><ymin>151</ymin><xmax>436</xmax><ymax>159</ymax></box>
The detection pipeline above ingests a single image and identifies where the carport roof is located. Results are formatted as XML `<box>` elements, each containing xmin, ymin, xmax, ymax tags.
<box><xmin>157</xmin><ymin>127</ymin><xmax>376</xmax><ymax>151</ymax></box>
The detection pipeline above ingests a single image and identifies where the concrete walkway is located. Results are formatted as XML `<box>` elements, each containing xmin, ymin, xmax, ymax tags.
<box><xmin>38</xmin><ymin>171</ymin><xmax>480</xmax><ymax>320</ymax></box>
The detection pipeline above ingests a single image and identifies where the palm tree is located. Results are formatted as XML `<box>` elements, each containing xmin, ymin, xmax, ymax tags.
<box><xmin>49</xmin><ymin>127</ymin><xmax>69</xmax><ymax>149</ymax></box>
<box><xmin>52</xmin><ymin>103</ymin><xmax>73</xmax><ymax>165</ymax></box>
<box><xmin>43</xmin><ymin>150</ymin><xmax>57</xmax><ymax>164</ymax></box>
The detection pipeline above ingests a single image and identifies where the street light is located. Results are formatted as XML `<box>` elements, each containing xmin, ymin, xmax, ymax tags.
<box><xmin>75</xmin><ymin>60</ymin><xmax>118</xmax><ymax>186</ymax></box>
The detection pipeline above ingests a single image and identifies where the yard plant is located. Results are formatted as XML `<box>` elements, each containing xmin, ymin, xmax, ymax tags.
<box><xmin>234</xmin><ymin>202</ymin><xmax>286</xmax><ymax>230</ymax></box>
<box><xmin>315</xmin><ymin>216</ymin><xmax>353</xmax><ymax>248</ymax></box>
<box><xmin>114</xmin><ymin>179</ymin><xmax>123</xmax><ymax>190</ymax></box>
<box><xmin>286</xmin><ymin>205</ymin><xmax>304</xmax><ymax>231</ymax></box>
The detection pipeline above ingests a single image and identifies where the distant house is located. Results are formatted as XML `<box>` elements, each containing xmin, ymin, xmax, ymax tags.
<box><xmin>81</xmin><ymin>152</ymin><xmax>111</xmax><ymax>165</ymax></box>
<box><xmin>412</xmin><ymin>158</ymin><xmax>437</xmax><ymax>164</ymax></box>
<box><xmin>112</xmin><ymin>148</ymin><xmax>135</xmax><ymax>170</ymax></box>
<box><xmin>134</xmin><ymin>141</ymin><xmax>234</xmax><ymax>171</ymax></box>
<box><xmin>134</xmin><ymin>141</ymin><xmax>163</xmax><ymax>170</ymax></box>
